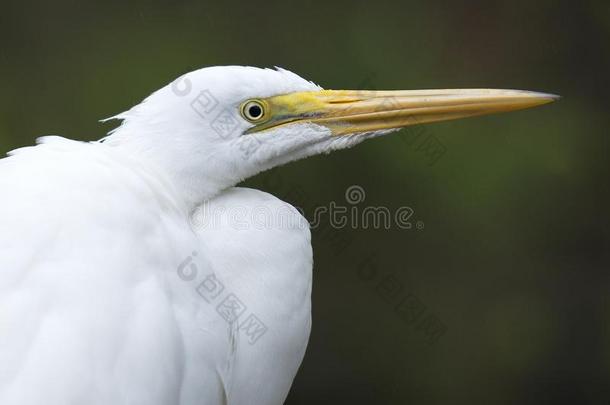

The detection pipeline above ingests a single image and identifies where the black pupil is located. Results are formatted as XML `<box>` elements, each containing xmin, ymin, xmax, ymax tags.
<box><xmin>248</xmin><ymin>104</ymin><xmax>262</xmax><ymax>118</ymax></box>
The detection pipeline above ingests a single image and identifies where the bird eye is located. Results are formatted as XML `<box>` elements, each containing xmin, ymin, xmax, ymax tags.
<box><xmin>241</xmin><ymin>100</ymin><xmax>266</xmax><ymax>122</ymax></box>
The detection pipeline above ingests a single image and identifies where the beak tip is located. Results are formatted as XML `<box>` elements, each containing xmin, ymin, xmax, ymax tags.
<box><xmin>536</xmin><ymin>91</ymin><xmax>561</xmax><ymax>103</ymax></box>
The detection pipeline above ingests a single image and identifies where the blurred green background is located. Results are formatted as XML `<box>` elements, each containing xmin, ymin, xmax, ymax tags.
<box><xmin>1</xmin><ymin>0</ymin><xmax>609</xmax><ymax>403</ymax></box>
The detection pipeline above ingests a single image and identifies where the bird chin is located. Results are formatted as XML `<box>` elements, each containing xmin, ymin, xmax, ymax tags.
<box><xmin>310</xmin><ymin>127</ymin><xmax>398</xmax><ymax>154</ymax></box>
<box><xmin>236</xmin><ymin>123</ymin><xmax>394</xmax><ymax>179</ymax></box>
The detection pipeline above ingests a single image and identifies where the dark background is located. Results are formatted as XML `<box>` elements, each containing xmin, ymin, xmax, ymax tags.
<box><xmin>1</xmin><ymin>0</ymin><xmax>609</xmax><ymax>403</ymax></box>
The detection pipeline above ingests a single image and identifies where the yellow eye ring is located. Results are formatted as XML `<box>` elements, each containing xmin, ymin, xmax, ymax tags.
<box><xmin>241</xmin><ymin>100</ymin><xmax>266</xmax><ymax>122</ymax></box>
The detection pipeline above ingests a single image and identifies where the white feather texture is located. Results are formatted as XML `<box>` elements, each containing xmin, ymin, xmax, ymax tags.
<box><xmin>0</xmin><ymin>66</ymin><xmax>374</xmax><ymax>405</ymax></box>
<box><xmin>0</xmin><ymin>136</ymin><xmax>312</xmax><ymax>405</ymax></box>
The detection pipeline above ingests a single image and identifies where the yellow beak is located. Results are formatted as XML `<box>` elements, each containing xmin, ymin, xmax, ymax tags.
<box><xmin>246</xmin><ymin>89</ymin><xmax>559</xmax><ymax>135</ymax></box>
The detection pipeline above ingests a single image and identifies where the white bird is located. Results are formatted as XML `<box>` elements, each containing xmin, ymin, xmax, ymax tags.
<box><xmin>0</xmin><ymin>66</ymin><xmax>557</xmax><ymax>405</ymax></box>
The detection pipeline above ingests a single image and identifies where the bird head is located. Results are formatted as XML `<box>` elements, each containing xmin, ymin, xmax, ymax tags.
<box><xmin>104</xmin><ymin>66</ymin><xmax>557</xmax><ymax>207</ymax></box>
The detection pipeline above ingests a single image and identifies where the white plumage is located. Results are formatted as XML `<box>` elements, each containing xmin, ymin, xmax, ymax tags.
<box><xmin>0</xmin><ymin>67</ymin><xmax>319</xmax><ymax>405</ymax></box>
<box><xmin>0</xmin><ymin>66</ymin><xmax>556</xmax><ymax>404</ymax></box>
<box><xmin>0</xmin><ymin>135</ymin><xmax>312</xmax><ymax>404</ymax></box>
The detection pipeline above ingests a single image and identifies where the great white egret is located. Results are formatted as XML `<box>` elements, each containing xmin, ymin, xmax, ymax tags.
<box><xmin>0</xmin><ymin>66</ymin><xmax>557</xmax><ymax>404</ymax></box>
